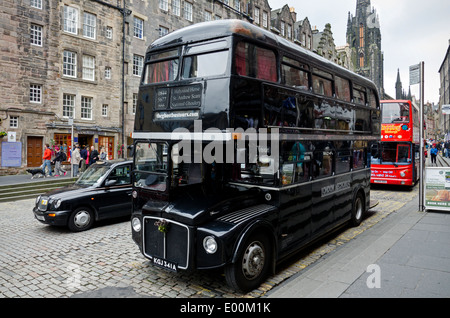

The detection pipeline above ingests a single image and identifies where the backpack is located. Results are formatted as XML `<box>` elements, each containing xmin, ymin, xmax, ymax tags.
<box><xmin>61</xmin><ymin>152</ymin><xmax>67</xmax><ymax>161</ymax></box>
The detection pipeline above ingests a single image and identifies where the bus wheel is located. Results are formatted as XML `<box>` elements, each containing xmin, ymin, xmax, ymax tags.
<box><xmin>68</xmin><ymin>207</ymin><xmax>94</xmax><ymax>232</ymax></box>
<box><xmin>225</xmin><ymin>233</ymin><xmax>271</xmax><ymax>293</ymax></box>
<box><xmin>351</xmin><ymin>192</ymin><xmax>365</xmax><ymax>227</ymax></box>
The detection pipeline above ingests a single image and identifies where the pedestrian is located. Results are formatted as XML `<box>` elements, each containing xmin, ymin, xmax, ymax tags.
<box><xmin>71</xmin><ymin>144</ymin><xmax>81</xmax><ymax>177</ymax></box>
<box><xmin>89</xmin><ymin>145</ymin><xmax>99</xmax><ymax>165</ymax></box>
<box><xmin>80</xmin><ymin>145</ymin><xmax>87</xmax><ymax>172</ymax></box>
<box><xmin>99</xmin><ymin>146</ymin><xmax>108</xmax><ymax>161</ymax></box>
<box><xmin>42</xmin><ymin>143</ymin><xmax>53</xmax><ymax>177</ymax></box>
<box><xmin>430</xmin><ymin>144</ymin><xmax>438</xmax><ymax>166</ymax></box>
<box><xmin>52</xmin><ymin>147</ymin><xmax>67</xmax><ymax>177</ymax></box>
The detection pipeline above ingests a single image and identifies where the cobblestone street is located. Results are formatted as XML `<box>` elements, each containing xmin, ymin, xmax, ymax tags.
<box><xmin>0</xmin><ymin>185</ymin><xmax>418</xmax><ymax>298</ymax></box>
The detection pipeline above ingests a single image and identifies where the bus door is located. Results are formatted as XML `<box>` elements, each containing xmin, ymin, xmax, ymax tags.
<box><xmin>278</xmin><ymin>141</ymin><xmax>313</xmax><ymax>252</ymax></box>
<box><xmin>311</xmin><ymin>143</ymin><xmax>335</xmax><ymax>236</ymax></box>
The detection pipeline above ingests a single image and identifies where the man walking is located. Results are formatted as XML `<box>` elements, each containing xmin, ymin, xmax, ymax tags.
<box><xmin>42</xmin><ymin>143</ymin><xmax>53</xmax><ymax>177</ymax></box>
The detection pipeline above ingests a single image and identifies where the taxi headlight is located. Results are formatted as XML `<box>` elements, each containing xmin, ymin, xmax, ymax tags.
<box><xmin>203</xmin><ymin>236</ymin><xmax>218</xmax><ymax>254</ymax></box>
<box><xmin>132</xmin><ymin>217</ymin><xmax>142</xmax><ymax>232</ymax></box>
<box><xmin>54</xmin><ymin>199</ymin><xmax>62</xmax><ymax>209</ymax></box>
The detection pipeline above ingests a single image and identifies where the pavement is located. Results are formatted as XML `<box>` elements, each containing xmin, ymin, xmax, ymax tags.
<box><xmin>267</xmin><ymin>155</ymin><xmax>450</xmax><ymax>298</ymax></box>
<box><xmin>0</xmin><ymin>171</ymin><xmax>75</xmax><ymax>186</ymax></box>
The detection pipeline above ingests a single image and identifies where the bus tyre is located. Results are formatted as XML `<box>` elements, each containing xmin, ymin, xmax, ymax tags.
<box><xmin>225</xmin><ymin>233</ymin><xmax>271</xmax><ymax>293</ymax></box>
<box><xmin>351</xmin><ymin>192</ymin><xmax>365</xmax><ymax>227</ymax></box>
<box><xmin>68</xmin><ymin>207</ymin><xmax>94</xmax><ymax>232</ymax></box>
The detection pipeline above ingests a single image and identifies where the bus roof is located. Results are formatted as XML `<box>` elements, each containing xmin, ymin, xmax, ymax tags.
<box><xmin>147</xmin><ymin>19</ymin><xmax>377</xmax><ymax>91</ymax></box>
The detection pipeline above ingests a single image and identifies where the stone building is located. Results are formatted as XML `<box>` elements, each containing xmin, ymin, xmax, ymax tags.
<box><xmin>346</xmin><ymin>0</ymin><xmax>385</xmax><ymax>98</ymax></box>
<box><xmin>312</xmin><ymin>23</ymin><xmax>351</xmax><ymax>69</ymax></box>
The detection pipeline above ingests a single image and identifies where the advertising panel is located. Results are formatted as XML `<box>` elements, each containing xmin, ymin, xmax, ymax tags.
<box><xmin>425</xmin><ymin>167</ymin><xmax>450</xmax><ymax>211</ymax></box>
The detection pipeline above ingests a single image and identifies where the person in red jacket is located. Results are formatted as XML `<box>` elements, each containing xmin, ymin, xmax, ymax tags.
<box><xmin>42</xmin><ymin>143</ymin><xmax>53</xmax><ymax>177</ymax></box>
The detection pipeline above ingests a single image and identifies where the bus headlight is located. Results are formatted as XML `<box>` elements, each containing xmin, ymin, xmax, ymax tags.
<box><xmin>132</xmin><ymin>217</ymin><xmax>142</xmax><ymax>232</ymax></box>
<box><xmin>203</xmin><ymin>236</ymin><xmax>218</xmax><ymax>254</ymax></box>
<box><xmin>400</xmin><ymin>170</ymin><xmax>407</xmax><ymax>177</ymax></box>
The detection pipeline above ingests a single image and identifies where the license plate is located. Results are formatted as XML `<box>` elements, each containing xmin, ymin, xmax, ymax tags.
<box><xmin>36</xmin><ymin>214</ymin><xmax>45</xmax><ymax>221</ymax></box>
<box><xmin>152</xmin><ymin>256</ymin><xmax>178</xmax><ymax>272</ymax></box>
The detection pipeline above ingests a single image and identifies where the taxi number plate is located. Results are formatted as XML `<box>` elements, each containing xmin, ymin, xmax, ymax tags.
<box><xmin>152</xmin><ymin>257</ymin><xmax>177</xmax><ymax>272</ymax></box>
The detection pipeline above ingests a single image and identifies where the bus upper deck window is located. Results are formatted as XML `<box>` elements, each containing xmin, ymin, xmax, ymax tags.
<box><xmin>182</xmin><ymin>50</ymin><xmax>229</xmax><ymax>78</ymax></box>
<box><xmin>144</xmin><ymin>58</ymin><xmax>179</xmax><ymax>84</ymax></box>
<box><xmin>235</xmin><ymin>42</ymin><xmax>277</xmax><ymax>82</ymax></box>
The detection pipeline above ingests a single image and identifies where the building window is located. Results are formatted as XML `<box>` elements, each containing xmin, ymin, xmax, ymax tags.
<box><xmin>63</xmin><ymin>94</ymin><xmax>75</xmax><ymax>118</ymax></box>
<box><xmin>359</xmin><ymin>53</ymin><xmax>364</xmax><ymax>68</ymax></box>
<box><xmin>82</xmin><ymin>55</ymin><xmax>95</xmax><ymax>81</ymax></box>
<box><xmin>359</xmin><ymin>23</ymin><xmax>364</xmax><ymax>47</ymax></box>
<box><xmin>172</xmin><ymin>0</ymin><xmax>181</xmax><ymax>16</ymax></box>
<box><xmin>262</xmin><ymin>12</ymin><xmax>268</xmax><ymax>28</ymax></box>
<box><xmin>281</xmin><ymin>21</ymin><xmax>285</xmax><ymax>36</ymax></box>
<box><xmin>30</xmin><ymin>84</ymin><xmax>42</xmax><ymax>103</ymax></box>
<box><xmin>133</xmin><ymin>54</ymin><xmax>143</xmax><ymax>76</ymax></box>
<box><xmin>234</xmin><ymin>0</ymin><xmax>240</xmax><ymax>11</ymax></box>
<box><xmin>254</xmin><ymin>7</ymin><xmax>260</xmax><ymax>25</ymax></box>
<box><xmin>287</xmin><ymin>25</ymin><xmax>292</xmax><ymax>39</ymax></box>
<box><xmin>63</xmin><ymin>51</ymin><xmax>77</xmax><ymax>78</ymax></box>
<box><xmin>159</xmin><ymin>0</ymin><xmax>168</xmax><ymax>11</ymax></box>
<box><xmin>30</xmin><ymin>24</ymin><xmax>43</xmax><ymax>46</ymax></box>
<box><xmin>184</xmin><ymin>2</ymin><xmax>193</xmax><ymax>21</ymax></box>
<box><xmin>81</xmin><ymin>96</ymin><xmax>93</xmax><ymax>120</ymax></box>
<box><xmin>102</xmin><ymin>104</ymin><xmax>108</xmax><ymax>117</ymax></box>
<box><xmin>204</xmin><ymin>11</ymin><xmax>211</xmax><ymax>22</ymax></box>
<box><xmin>106</xmin><ymin>26</ymin><xmax>113</xmax><ymax>39</ymax></box>
<box><xmin>133</xmin><ymin>16</ymin><xmax>144</xmax><ymax>39</ymax></box>
<box><xmin>10</xmin><ymin>116</ymin><xmax>18</xmax><ymax>128</ymax></box>
<box><xmin>133</xmin><ymin>93</ymin><xmax>138</xmax><ymax>114</ymax></box>
<box><xmin>159</xmin><ymin>26</ymin><xmax>169</xmax><ymax>37</ymax></box>
<box><xmin>105</xmin><ymin>66</ymin><xmax>111</xmax><ymax>79</ymax></box>
<box><xmin>30</xmin><ymin>0</ymin><xmax>42</xmax><ymax>9</ymax></box>
<box><xmin>63</xmin><ymin>5</ymin><xmax>78</xmax><ymax>34</ymax></box>
<box><xmin>83</xmin><ymin>12</ymin><xmax>96</xmax><ymax>39</ymax></box>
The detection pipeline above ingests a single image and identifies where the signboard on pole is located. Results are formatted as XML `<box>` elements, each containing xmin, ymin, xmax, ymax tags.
<box><xmin>442</xmin><ymin>104</ymin><xmax>450</xmax><ymax>115</ymax></box>
<box><xmin>409</xmin><ymin>64</ymin><xmax>420</xmax><ymax>85</ymax></box>
<box><xmin>425</xmin><ymin>167</ymin><xmax>450</xmax><ymax>211</ymax></box>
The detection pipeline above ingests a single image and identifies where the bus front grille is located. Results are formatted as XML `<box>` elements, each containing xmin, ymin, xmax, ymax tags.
<box><xmin>142</xmin><ymin>217</ymin><xmax>190</xmax><ymax>270</ymax></box>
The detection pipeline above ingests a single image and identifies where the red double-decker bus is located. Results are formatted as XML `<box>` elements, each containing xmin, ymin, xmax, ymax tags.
<box><xmin>371</xmin><ymin>100</ymin><xmax>420</xmax><ymax>186</ymax></box>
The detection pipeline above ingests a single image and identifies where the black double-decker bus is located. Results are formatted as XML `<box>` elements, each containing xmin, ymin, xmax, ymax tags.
<box><xmin>130</xmin><ymin>20</ymin><xmax>381</xmax><ymax>292</ymax></box>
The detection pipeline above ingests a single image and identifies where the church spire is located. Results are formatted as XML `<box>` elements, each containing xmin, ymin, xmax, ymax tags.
<box><xmin>395</xmin><ymin>69</ymin><xmax>403</xmax><ymax>99</ymax></box>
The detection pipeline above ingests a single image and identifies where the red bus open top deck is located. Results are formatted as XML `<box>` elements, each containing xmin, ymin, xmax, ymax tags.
<box><xmin>371</xmin><ymin>100</ymin><xmax>420</xmax><ymax>186</ymax></box>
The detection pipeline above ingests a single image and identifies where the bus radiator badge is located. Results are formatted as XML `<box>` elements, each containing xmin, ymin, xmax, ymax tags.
<box><xmin>154</xmin><ymin>219</ymin><xmax>170</xmax><ymax>233</ymax></box>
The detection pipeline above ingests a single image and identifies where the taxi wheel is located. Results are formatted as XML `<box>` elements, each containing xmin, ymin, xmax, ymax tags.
<box><xmin>68</xmin><ymin>207</ymin><xmax>94</xmax><ymax>232</ymax></box>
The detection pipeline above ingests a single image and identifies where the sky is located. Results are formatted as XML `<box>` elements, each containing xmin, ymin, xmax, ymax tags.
<box><xmin>268</xmin><ymin>0</ymin><xmax>450</xmax><ymax>105</ymax></box>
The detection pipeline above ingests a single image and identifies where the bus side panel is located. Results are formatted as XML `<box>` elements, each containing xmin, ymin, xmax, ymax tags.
<box><xmin>277</xmin><ymin>184</ymin><xmax>312</xmax><ymax>257</ymax></box>
<box><xmin>311</xmin><ymin>178</ymin><xmax>335</xmax><ymax>237</ymax></box>
<box><xmin>334</xmin><ymin>174</ymin><xmax>353</xmax><ymax>224</ymax></box>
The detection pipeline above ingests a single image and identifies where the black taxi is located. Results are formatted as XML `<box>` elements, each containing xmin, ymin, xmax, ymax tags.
<box><xmin>33</xmin><ymin>160</ymin><xmax>133</xmax><ymax>231</ymax></box>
